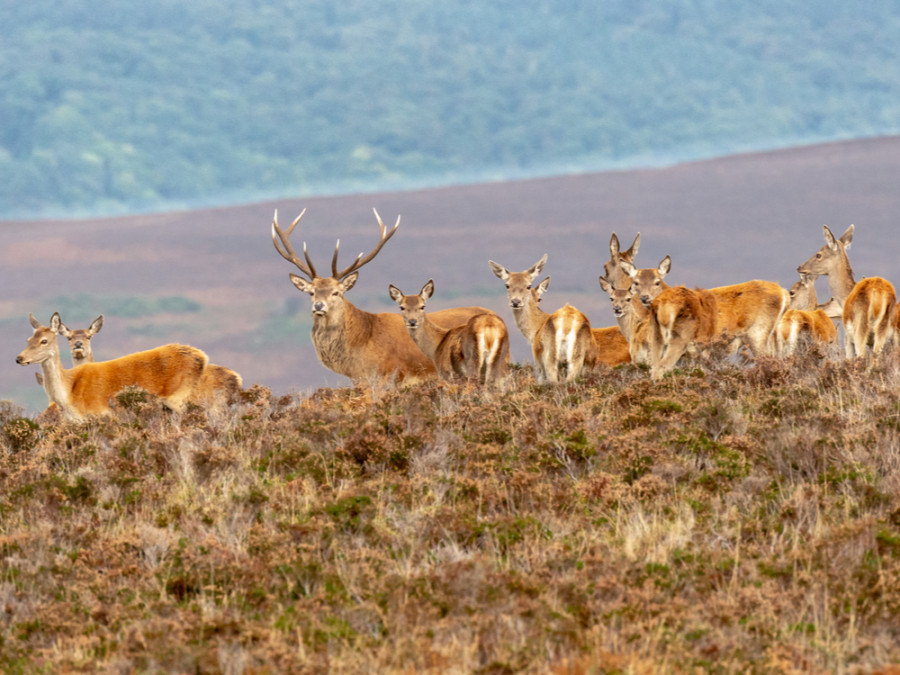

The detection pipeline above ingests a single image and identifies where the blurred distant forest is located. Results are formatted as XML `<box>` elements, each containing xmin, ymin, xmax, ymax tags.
<box><xmin>2</xmin><ymin>0</ymin><xmax>900</xmax><ymax>218</ymax></box>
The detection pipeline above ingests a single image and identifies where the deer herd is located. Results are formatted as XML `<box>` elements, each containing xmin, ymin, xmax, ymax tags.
<box><xmin>15</xmin><ymin>213</ymin><xmax>898</xmax><ymax>422</ymax></box>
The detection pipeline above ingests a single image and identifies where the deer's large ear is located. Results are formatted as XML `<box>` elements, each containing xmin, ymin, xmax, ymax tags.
<box><xmin>49</xmin><ymin>312</ymin><xmax>61</xmax><ymax>334</ymax></box>
<box><xmin>840</xmin><ymin>224</ymin><xmax>854</xmax><ymax>250</ymax></box>
<box><xmin>536</xmin><ymin>276</ymin><xmax>550</xmax><ymax>298</ymax></box>
<box><xmin>488</xmin><ymin>260</ymin><xmax>509</xmax><ymax>281</ymax></box>
<box><xmin>339</xmin><ymin>272</ymin><xmax>358</xmax><ymax>293</ymax></box>
<box><xmin>527</xmin><ymin>254</ymin><xmax>548</xmax><ymax>281</ymax></box>
<box><xmin>619</xmin><ymin>260</ymin><xmax>637</xmax><ymax>278</ymax></box>
<box><xmin>290</xmin><ymin>274</ymin><xmax>315</xmax><ymax>293</ymax></box>
<box><xmin>421</xmin><ymin>279</ymin><xmax>435</xmax><ymax>302</ymax></box>
<box><xmin>90</xmin><ymin>315</ymin><xmax>104</xmax><ymax>335</ymax></box>
<box><xmin>28</xmin><ymin>313</ymin><xmax>41</xmax><ymax>329</ymax></box>
<box><xmin>658</xmin><ymin>255</ymin><xmax>672</xmax><ymax>277</ymax></box>
<box><xmin>388</xmin><ymin>284</ymin><xmax>404</xmax><ymax>305</ymax></box>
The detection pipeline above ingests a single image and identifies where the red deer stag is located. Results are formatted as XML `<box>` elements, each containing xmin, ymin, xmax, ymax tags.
<box><xmin>273</xmin><ymin>209</ymin><xmax>493</xmax><ymax>384</ymax></box>
<box><xmin>389</xmin><ymin>280</ymin><xmax>510</xmax><ymax>387</ymax></box>
<box><xmin>17</xmin><ymin>313</ymin><xmax>208</xmax><ymax>421</ymax></box>
<box><xmin>797</xmin><ymin>224</ymin><xmax>896</xmax><ymax>357</ymax></box>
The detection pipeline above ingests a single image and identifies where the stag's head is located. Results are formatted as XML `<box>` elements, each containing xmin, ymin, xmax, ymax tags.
<box><xmin>272</xmin><ymin>208</ymin><xmax>400</xmax><ymax>320</ymax></box>
<box><xmin>388</xmin><ymin>280</ymin><xmax>434</xmax><ymax>331</ymax></box>
<box><xmin>797</xmin><ymin>224</ymin><xmax>854</xmax><ymax>278</ymax></box>
<box><xmin>17</xmin><ymin>313</ymin><xmax>62</xmax><ymax>366</ymax></box>
<box><xmin>488</xmin><ymin>255</ymin><xmax>550</xmax><ymax>310</ymax></box>
<box><xmin>59</xmin><ymin>315</ymin><xmax>103</xmax><ymax>364</ymax></box>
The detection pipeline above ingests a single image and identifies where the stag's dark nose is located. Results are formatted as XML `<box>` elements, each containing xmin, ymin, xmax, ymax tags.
<box><xmin>313</xmin><ymin>302</ymin><xmax>326</xmax><ymax>313</ymax></box>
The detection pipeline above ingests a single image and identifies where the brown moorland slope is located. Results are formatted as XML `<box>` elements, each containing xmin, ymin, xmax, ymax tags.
<box><xmin>3</xmin><ymin>136</ymin><xmax>900</xmax><ymax>410</ymax></box>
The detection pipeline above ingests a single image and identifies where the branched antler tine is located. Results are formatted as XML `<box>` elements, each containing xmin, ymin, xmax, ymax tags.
<box><xmin>271</xmin><ymin>208</ymin><xmax>316</xmax><ymax>278</ymax></box>
<box><xmin>334</xmin><ymin>208</ymin><xmax>401</xmax><ymax>279</ymax></box>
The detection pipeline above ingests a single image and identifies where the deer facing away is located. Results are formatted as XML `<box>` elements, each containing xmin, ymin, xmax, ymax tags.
<box><xmin>389</xmin><ymin>280</ymin><xmax>509</xmax><ymax>387</ymax></box>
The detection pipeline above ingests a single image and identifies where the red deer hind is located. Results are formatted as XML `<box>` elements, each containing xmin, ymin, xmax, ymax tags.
<box><xmin>389</xmin><ymin>280</ymin><xmax>510</xmax><ymax>387</ymax></box>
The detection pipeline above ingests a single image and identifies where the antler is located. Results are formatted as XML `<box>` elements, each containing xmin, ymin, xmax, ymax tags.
<box><xmin>271</xmin><ymin>209</ymin><xmax>319</xmax><ymax>279</ymax></box>
<box><xmin>332</xmin><ymin>208</ymin><xmax>401</xmax><ymax>280</ymax></box>
<box><xmin>272</xmin><ymin>208</ymin><xmax>400</xmax><ymax>280</ymax></box>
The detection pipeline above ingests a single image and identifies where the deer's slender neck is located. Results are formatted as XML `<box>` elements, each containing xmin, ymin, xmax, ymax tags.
<box><xmin>409</xmin><ymin>315</ymin><xmax>450</xmax><ymax>362</ymax></box>
<box><xmin>39</xmin><ymin>350</ymin><xmax>76</xmax><ymax>419</ymax></box>
<box><xmin>827</xmin><ymin>253</ymin><xmax>857</xmax><ymax>305</ymax></box>
<box><xmin>513</xmin><ymin>291</ymin><xmax>549</xmax><ymax>342</ymax></box>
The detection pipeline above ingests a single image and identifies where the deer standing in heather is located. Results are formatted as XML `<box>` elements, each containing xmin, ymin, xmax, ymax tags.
<box><xmin>797</xmin><ymin>224</ymin><xmax>896</xmax><ymax>357</ymax></box>
<box><xmin>489</xmin><ymin>256</ymin><xmax>627</xmax><ymax>380</ymax></box>
<box><xmin>273</xmin><ymin>209</ymin><xmax>493</xmax><ymax>384</ymax></box>
<box><xmin>777</xmin><ymin>272</ymin><xmax>838</xmax><ymax>357</ymax></box>
<box><xmin>646</xmin><ymin>286</ymin><xmax>718</xmax><ymax>379</ymax></box>
<box><xmin>17</xmin><ymin>313</ymin><xmax>208</xmax><ymax>421</ymax></box>
<box><xmin>389</xmin><ymin>280</ymin><xmax>509</xmax><ymax>387</ymax></box>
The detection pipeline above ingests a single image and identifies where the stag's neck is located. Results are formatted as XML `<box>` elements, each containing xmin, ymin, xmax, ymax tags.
<box><xmin>310</xmin><ymin>300</ymin><xmax>375</xmax><ymax>378</ymax></box>
<box><xmin>827</xmin><ymin>254</ymin><xmax>857</xmax><ymax>306</ymax></box>
<box><xmin>513</xmin><ymin>292</ymin><xmax>549</xmax><ymax>342</ymax></box>
<box><xmin>39</xmin><ymin>355</ymin><xmax>78</xmax><ymax>420</ymax></box>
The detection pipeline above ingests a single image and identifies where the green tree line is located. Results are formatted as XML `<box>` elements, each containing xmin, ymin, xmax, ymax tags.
<box><xmin>2</xmin><ymin>0</ymin><xmax>900</xmax><ymax>218</ymax></box>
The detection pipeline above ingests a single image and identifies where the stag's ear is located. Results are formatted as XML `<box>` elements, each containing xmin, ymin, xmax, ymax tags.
<box><xmin>388</xmin><ymin>285</ymin><xmax>404</xmax><ymax>305</ymax></box>
<box><xmin>339</xmin><ymin>272</ymin><xmax>358</xmax><ymax>293</ymax></box>
<box><xmin>290</xmin><ymin>274</ymin><xmax>315</xmax><ymax>294</ymax></box>
<box><xmin>28</xmin><ymin>313</ymin><xmax>41</xmax><ymax>329</ymax></box>
<box><xmin>488</xmin><ymin>260</ymin><xmax>509</xmax><ymax>281</ymax></box>
<box><xmin>89</xmin><ymin>315</ymin><xmax>104</xmax><ymax>335</ymax></box>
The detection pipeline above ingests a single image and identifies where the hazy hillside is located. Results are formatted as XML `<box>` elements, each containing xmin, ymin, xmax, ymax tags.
<box><xmin>3</xmin><ymin>136</ymin><xmax>900</xmax><ymax>414</ymax></box>
<box><xmin>3</xmin><ymin>1</ymin><xmax>900</xmax><ymax>217</ymax></box>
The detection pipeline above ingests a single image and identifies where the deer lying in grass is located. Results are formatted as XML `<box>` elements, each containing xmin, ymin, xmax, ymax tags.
<box><xmin>489</xmin><ymin>256</ymin><xmax>628</xmax><ymax>379</ymax></box>
<box><xmin>777</xmin><ymin>273</ymin><xmax>838</xmax><ymax>357</ymax></box>
<box><xmin>798</xmin><ymin>224</ymin><xmax>896</xmax><ymax>358</ymax></box>
<box><xmin>389</xmin><ymin>280</ymin><xmax>509</xmax><ymax>387</ymax></box>
<box><xmin>647</xmin><ymin>286</ymin><xmax>718</xmax><ymax>380</ymax></box>
<box><xmin>17</xmin><ymin>313</ymin><xmax>208</xmax><ymax>421</ymax></box>
<box><xmin>274</xmin><ymin>209</ymin><xmax>492</xmax><ymax>384</ymax></box>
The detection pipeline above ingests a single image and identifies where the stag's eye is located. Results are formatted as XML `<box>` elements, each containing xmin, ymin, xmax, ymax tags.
<box><xmin>332</xmin><ymin>291</ymin><xmax>340</xmax><ymax>296</ymax></box>
<box><xmin>816</xmin><ymin>253</ymin><xmax>822</xmax><ymax>259</ymax></box>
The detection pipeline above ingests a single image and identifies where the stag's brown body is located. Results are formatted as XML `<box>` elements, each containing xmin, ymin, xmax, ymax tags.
<box><xmin>274</xmin><ymin>209</ymin><xmax>491</xmax><ymax>384</ymax></box>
